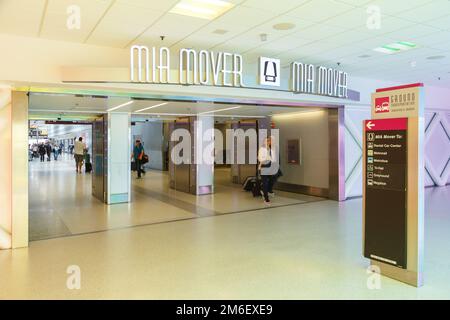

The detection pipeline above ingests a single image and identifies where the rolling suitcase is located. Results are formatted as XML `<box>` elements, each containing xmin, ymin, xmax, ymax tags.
<box><xmin>85</xmin><ymin>162</ymin><xmax>92</xmax><ymax>173</ymax></box>
<box><xmin>242</xmin><ymin>176</ymin><xmax>257</xmax><ymax>191</ymax></box>
<box><xmin>251</xmin><ymin>176</ymin><xmax>262</xmax><ymax>198</ymax></box>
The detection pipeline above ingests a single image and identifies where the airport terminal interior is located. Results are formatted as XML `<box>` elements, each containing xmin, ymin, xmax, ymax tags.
<box><xmin>0</xmin><ymin>0</ymin><xmax>450</xmax><ymax>301</ymax></box>
<box><xmin>27</xmin><ymin>93</ymin><xmax>326</xmax><ymax>241</ymax></box>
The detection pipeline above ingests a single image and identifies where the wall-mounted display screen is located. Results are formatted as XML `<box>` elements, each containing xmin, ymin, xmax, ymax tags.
<box><xmin>287</xmin><ymin>139</ymin><xmax>300</xmax><ymax>164</ymax></box>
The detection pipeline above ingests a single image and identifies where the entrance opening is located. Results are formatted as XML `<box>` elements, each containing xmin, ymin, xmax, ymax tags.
<box><xmin>28</xmin><ymin>119</ymin><xmax>95</xmax><ymax>240</ymax></box>
<box><xmin>27</xmin><ymin>90</ymin><xmax>334</xmax><ymax>241</ymax></box>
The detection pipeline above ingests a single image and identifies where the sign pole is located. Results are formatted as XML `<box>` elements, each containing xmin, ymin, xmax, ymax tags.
<box><xmin>363</xmin><ymin>83</ymin><xmax>425</xmax><ymax>287</ymax></box>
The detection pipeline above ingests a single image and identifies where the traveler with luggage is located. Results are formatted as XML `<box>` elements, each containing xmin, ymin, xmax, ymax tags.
<box><xmin>74</xmin><ymin>137</ymin><xmax>87</xmax><ymax>174</ymax></box>
<box><xmin>258</xmin><ymin>137</ymin><xmax>277</xmax><ymax>205</ymax></box>
<box><xmin>84</xmin><ymin>148</ymin><xmax>92</xmax><ymax>173</ymax></box>
<box><xmin>131</xmin><ymin>139</ymin><xmax>146</xmax><ymax>179</ymax></box>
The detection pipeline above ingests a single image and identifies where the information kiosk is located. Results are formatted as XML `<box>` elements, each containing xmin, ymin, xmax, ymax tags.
<box><xmin>363</xmin><ymin>83</ymin><xmax>425</xmax><ymax>287</ymax></box>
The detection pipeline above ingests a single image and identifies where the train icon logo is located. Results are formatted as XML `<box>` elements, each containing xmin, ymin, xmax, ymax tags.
<box><xmin>259</xmin><ymin>57</ymin><xmax>280</xmax><ymax>87</ymax></box>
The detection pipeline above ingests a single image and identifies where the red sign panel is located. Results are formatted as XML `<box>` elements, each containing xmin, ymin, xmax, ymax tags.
<box><xmin>374</xmin><ymin>96</ymin><xmax>390</xmax><ymax>113</ymax></box>
<box><xmin>365</xmin><ymin>118</ymin><xmax>408</xmax><ymax>131</ymax></box>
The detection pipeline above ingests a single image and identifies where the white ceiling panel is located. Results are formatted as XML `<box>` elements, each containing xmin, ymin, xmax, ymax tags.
<box><xmin>243</xmin><ymin>0</ymin><xmax>311</xmax><ymax>15</ymax></box>
<box><xmin>250</xmin><ymin>35</ymin><xmax>315</xmax><ymax>55</ymax></box>
<box><xmin>394</xmin><ymin>0</ymin><xmax>450</xmax><ymax>23</ymax></box>
<box><xmin>287</xmin><ymin>0</ymin><xmax>356</xmax><ymax>23</ymax></box>
<box><xmin>322</xmin><ymin>29</ymin><xmax>377</xmax><ymax>47</ymax></box>
<box><xmin>135</xmin><ymin>13</ymin><xmax>210</xmax><ymax>48</ymax></box>
<box><xmin>353</xmin><ymin>0</ymin><xmax>434</xmax><ymax>15</ymax></box>
<box><xmin>351</xmin><ymin>16</ymin><xmax>414</xmax><ymax>35</ymax></box>
<box><xmin>407</xmin><ymin>30</ymin><xmax>450</xmax><ymax>48</ymax></box>
<box><xmin>383</xmin><ymin>24</ymin><xmax>441</xmax><ymax>42</ymax></box>
<box><xmin>422</xmin><ymin>14</ymin><xmax>450</xmax><ymax>30</ymax></box>
<box><xmin>324</xmin><ymin>8</ymin><xmax>371</xmax><ymax>30</ymax></box>
<box><xmin>249</xmin><ymin>15</ymin><xmax>316</xmax><ymax>38</ymax></box>
<box><xmin>115</xmin><ymin>0</ymin><xmax>179</xmax><ymax>11</ymax></box>
<box><xmin>211</xmin><ymin>5</ymin><xmax>275</xmax><ymax>28</ymax></box>
<box><xmin>87</xmin><ymin>3</ymin><xmax>164</xmax><ymax>47</ymax></box>
<box><xmin>0</xmin><ymin>0</ymin><xmax>46</xmax><ymax>37</ymax></box>
<box><xmin>40</xmin><ymin>0</ymin><xmax>112</xmax><ymax>42</ymax></box>
<box><xmin>290</xmin><ymin>23</ymin><xmax>348</xmax><ymax>41</ymax></box>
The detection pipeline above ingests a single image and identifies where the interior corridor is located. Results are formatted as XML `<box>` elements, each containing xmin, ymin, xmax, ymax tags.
<box><xmin>29</xmin><ymin>154</ymin><xmax>323</xmax><ymax>241</ymax></box>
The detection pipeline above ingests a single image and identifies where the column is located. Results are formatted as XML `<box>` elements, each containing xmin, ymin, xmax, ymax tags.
<box><xmin>107</xmin><ymin>112</ymin><xmax>131</xmax><ymax>204</ymax></box>
<box><xmin>194</xmin><ymin>115</ymin><xmax>214</xmax><ymax>195</ymax></box>
<box><xmin>0</xmin><ymin>88</ymin><xmax>28</xmax><ymax>249</ymax></box>
<box><xmin>0</xmin><ymin>86</ymin><xmax>12</xmax><ymax>249</ymax></box>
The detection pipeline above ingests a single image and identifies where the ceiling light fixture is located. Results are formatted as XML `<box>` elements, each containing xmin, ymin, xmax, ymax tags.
<box><xmin>133</xmin><ymin>112</ymin><xmax>197</xmax><ymax>116</ymax></box>
<box><xmin>213</xmin><ymin>29</ymin><xmax>228</xmax><ymax>35</ymax></box>
<box><xmin>107</xmin><ymin>100</ymin><xmax>134</xmax><ymax>112</ymax></box>
<box><xmin>135</xmin><ymin>102</ymin><xmax>169</xmax><ymax>113</ymax></box>
<box><xmin>170</xmin><ymin>0</ymin><xmax>234</xmax><ymax>20</ymax></box>
<box><xmin>273</xmin><ymin>23</ymin><xmax>296</xmax><ymax>31</ymax></box>
<box><xmin>198</xmin><ymin>106</ymin><xmax>241</xmax><ymax>115</ymax></box>
<box><xmin>426</xmin><ymin>55</ymin><xmax>446</xmax><ymax>60</ymax></box>
<box><xmin>271</xmin><ymin>110</ymin><xmax>324</xmax><ymax>119</ymax></box>
<box><xmin>373</xmin><ymin>41</ymin><xmax>416</xmax><ymax>55</ymax></box>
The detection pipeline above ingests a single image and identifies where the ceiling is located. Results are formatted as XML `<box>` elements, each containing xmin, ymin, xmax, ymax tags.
<box><xmin>1</xmin><ymin>0</ymin><xmax>450</xmax><ymax>85</ymax></box>
<box><xmin>29</xmin><ymin>121</ymin><xmax>91</xmax><ymax>139</ymax></box>
<box><xmin>28</xmin><ymin>92</ymin><xmax>323</xmax><ymax>120</ymax></box>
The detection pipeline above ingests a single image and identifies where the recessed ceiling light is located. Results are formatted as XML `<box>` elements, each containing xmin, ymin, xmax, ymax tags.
<box><xmin>198</xmin><ymin>106</ymin><xmax>240</xmax><ymax>115</ymax></box>
<box><xmin>170</xmin><ymin>0</ymin><xmax>234</xmax><ymax>20</ymax></box>
<box><xmin>374</xmin><ymin>41</ymin><xmax>416</xmax><ymax>54</ymax></box>
<box><xmin>135</xmin><ymin>102</ymin><xmax>169</xmax><ymax>113</ymax></box>
<box><xmin>373</xmin><ymin>47</ymin><xmax>399</xmax><ymax>54</ymax></box>
<box><xmin>426</xmin><ymin>55</ymin><xmax>446</xmax><ymax>60</ymax></box>
<box><xmin>213</xmin><ymin>29</ymin><xmax>228</xmax><ymax>35</ymax></box>
<box><xmin>107</xmin><ymin>100</ymin><xmax>133</xmax><ymax>112</ymax></box>
<box><xmin>273</xmin><ymin>23</ymin><xmax>296</xmax><ymax>30</ymax></box>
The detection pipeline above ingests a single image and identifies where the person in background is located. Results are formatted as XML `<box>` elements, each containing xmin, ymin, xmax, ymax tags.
<box><xmin>131</xmin><ymin>139</ymin><xmax>145</xmax><ymax>179</ymax></box>
<box><xmin>74</xmin><ymin>137</ymin><xmax>87</xmax><ymax>173</ymax></box>
<box><xmin>53</xmin><ymin>144</ymin><xmax>58</xmax><ymax>161</ymax></box>
<box><xmin>38</xmin><ymin>143</ymin><xmax>46</xmax><ymax>162</ymax></box>
<box><xmin>45</xmin><ymin>142</ymin><xmax>52</xmax><ymax>162</ymax></box>
<box><xmin>258</xmin><ymin>137</ymin><xmax>276</xmax><ymax>206</ymax></box>
<box><xmin>32</xmin><ymin>144</ymin><xmax>38</xmax><ymax>159</ymax></box>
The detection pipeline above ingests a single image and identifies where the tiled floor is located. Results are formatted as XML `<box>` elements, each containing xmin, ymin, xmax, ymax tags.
<box><xmin>28</xmin><ymin>155</ymin><xmax>321</xmax><ymax>240</ymax></box>
<box><xmin>1</xmin><ymin>185</ymin><xmax>449</xmax><ymax>299</ymax></box>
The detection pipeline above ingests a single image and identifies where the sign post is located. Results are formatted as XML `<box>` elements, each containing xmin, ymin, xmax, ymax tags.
<box><xmin>363</xmin><ymin>83</ymin><xmax>425</xmax><ymax>287</ymax></box>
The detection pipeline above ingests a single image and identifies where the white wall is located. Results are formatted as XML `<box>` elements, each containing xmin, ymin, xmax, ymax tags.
<box><xmin>131</xmin><ymin>121</ymin><xmax>164</xmax><ymax>170</ymax></box>
<box><xmin>272</xmin><ymin>110</ymin><xmax>329</xmax><ymax>189</ymax></box>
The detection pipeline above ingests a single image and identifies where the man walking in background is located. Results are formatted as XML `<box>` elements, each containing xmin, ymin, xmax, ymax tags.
<box><xmin>131</xmin><ymin>139</ymin><xmax>145</xmax><ymax>179</ymax></box>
